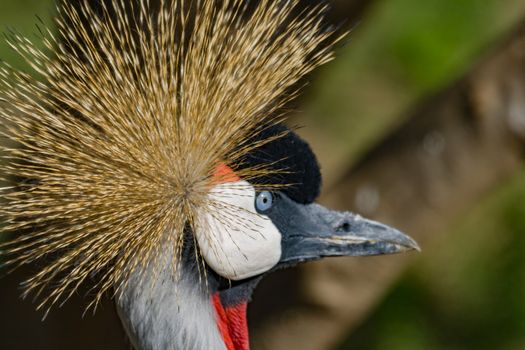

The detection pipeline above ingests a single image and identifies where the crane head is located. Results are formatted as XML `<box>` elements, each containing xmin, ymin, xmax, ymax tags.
<box><xmin>193</xmin><ymin>124</ymin><xmax>419</xmax><ymax>350</ymax></box>
<box><xmin>197</xmin><ymin>124</ymin><xmax>418</xmax><ymax>281</ymax></box>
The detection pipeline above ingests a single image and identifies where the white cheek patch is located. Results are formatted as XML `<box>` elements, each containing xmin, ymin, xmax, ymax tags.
<box><xmin>195</xmin><ymin>181</ymin><xmax>282</xmax><ymax>280</ymax></box>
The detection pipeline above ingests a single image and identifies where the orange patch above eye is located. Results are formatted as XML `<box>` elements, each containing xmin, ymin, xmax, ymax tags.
<box><xmin>213</xmin><ymin>163</ymin><xmax>241</xmax><ymax>184</ymax></box>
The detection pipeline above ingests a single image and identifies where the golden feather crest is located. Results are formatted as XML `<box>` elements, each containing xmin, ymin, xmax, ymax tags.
<box><xmin>0</xmin><ymin>0</ymin><xmax>340</xmax><ymax>311</ymax></box>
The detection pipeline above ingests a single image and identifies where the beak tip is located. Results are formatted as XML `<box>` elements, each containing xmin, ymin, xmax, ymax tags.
<box><xmin>393</xmin><ymin>232</ymin><xmax>421</xmax><ymax>254</ymax></box>
<box><xmin>405</xmin><ymin>236</ymin><xmax>421</xmax><ymax>253</ymax></box>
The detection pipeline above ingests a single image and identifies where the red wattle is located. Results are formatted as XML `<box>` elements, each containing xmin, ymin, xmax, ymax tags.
<box><xmin>212</xmin><ymin>293</ymin><xmax>250</xmax><ymax>350</ymax></box>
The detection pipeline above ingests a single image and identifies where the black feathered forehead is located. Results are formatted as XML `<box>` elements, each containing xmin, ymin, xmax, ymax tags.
<box><xmin>233</xmin><ymin>124</ymin><xmax>322</xmax><ymax>204</ymax></box>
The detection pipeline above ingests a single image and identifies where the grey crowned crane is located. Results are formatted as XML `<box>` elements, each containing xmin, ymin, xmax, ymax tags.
<box><xmin>117</xmin><ymin>124</ymin><xmax>419</xmax><ymax>349</ymax></box>
<box><xmin>0</xmin><ymin>0</ymin><xmax>419</xmax><ymax>349</ymax></box>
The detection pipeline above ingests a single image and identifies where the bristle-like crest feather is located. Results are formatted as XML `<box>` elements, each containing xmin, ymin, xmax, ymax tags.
<box><xmin>0</xmin><ymin>0</ymin><xmax>341</xmax><ymax>311</ymax></box>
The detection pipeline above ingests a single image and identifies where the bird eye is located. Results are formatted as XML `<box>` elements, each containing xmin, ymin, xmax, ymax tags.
<box><xmin>255</xmin><ymin>191</ymin><xmax>274</xmax><ymax>212</ymax></box>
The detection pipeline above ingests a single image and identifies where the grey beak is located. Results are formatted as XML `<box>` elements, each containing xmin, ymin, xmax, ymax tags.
<box><xmin>266</xmin><ymin>193</ymin><xmax>419</xmax><ymax>266</ymax></box>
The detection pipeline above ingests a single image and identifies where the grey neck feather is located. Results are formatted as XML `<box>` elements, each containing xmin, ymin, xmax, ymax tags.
<box><xmin>115</xmin><ymin>244</ymin><xmax>226</xmax><ymax>350</ymax></box>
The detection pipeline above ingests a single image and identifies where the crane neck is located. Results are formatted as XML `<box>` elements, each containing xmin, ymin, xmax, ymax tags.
<box><xmin>115</xmin><ymin>235</ymin><xmax>260</xmax><ymax>350</ymax></box>
<box><xmin>115</xmin><ymin>240</ymin><xmax>225</xmax><ymax>350</ymax></box>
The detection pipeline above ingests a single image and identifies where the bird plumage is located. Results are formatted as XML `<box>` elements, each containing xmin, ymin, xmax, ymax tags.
<box><xmin>0</xmin><ymin>0</ymin><xmax>339</xmax><ymax>311</ymax></box>
<box><xmin>116</xmin><ymin>235</ymin><xmax>226</xmax><ymax>350</ymax></box>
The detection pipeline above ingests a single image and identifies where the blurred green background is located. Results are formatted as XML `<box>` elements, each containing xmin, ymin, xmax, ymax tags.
<box><xmin>0</xmin><ymin>0</ymin><xmax>54</xmax><ymax>71</ymax></box>
<box><xmin>345</xmin><ymin>172</ymin><xmax>525</xmax><ymax>350</ymax></box>
<box><xmin>1</xmin><ymin>0</ymin><xmax>525</xmax><ymax>349</ymax></box>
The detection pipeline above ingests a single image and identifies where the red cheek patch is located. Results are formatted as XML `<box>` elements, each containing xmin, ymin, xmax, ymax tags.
<box><xmin>213</xmin><ymin>163</ymin><xmax>241</xmax><ymax>185</ymax></box>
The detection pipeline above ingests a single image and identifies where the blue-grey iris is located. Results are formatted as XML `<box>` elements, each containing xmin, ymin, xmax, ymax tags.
<box><xmin>255</xmin><ymin>191</ymin><xmax>273</xmax><ymax>212</ymax></box>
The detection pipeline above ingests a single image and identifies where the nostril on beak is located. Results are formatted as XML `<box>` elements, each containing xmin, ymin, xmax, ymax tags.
<box><xmin>336</xmin><ymin>221</ymin><xmax>351</xmax><ymax>233</ymax></box>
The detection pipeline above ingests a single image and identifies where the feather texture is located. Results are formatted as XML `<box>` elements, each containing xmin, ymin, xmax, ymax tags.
<box><xmin>0</xmin><ymin>0</ymin><xmax>340</xmax><ymax>312</ymax></box>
